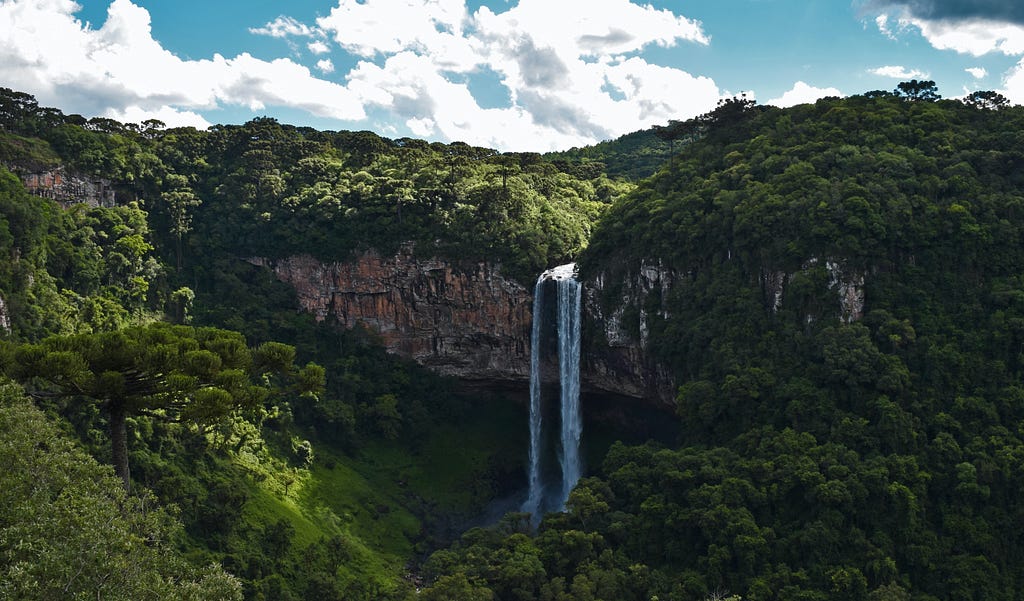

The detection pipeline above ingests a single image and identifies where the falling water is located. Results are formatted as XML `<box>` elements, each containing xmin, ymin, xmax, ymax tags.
<box><xmin>556</xmin><ymin>272</ymin><xmax>582</xmax><ymax>508</ymax></box>
<box><xmin>522</xmin><ymin>263</ymin><xmax>582</xmax><ymax>520</ymax></box>
<box><xmin>522</xmin><ymin>272</ymin><xmax>546</xmax><ymax>520</ymax></box>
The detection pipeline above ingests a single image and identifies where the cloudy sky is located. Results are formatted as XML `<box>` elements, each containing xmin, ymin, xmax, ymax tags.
<box><xmin>2</xmin><ymin>0</ymin><xmax>1023</xmax><ymax>151</ymax></box>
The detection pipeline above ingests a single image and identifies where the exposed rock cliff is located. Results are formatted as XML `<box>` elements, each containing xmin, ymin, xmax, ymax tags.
<box><xmin>582</xmin><ymin>261</ymin><xmax>678</xmax><ymax>404</ymax></box>
<box><xmin>251</xmin><ymin>250</ymin><xmax>676</xmax><ymax>404</ymax></box>
<box><xmin>10</xmin><ymin>166</ymin><xmax>117</xmax><ymax>207</ymax></box>
<box><xmin>249</xmin><ymin>251</ymin><xmax>533</xmax><ymax>383</ymax></box>
<box><xmin>0</xmin><ymin>294</ymin><xmax>10</xmax><ymax>335</ymax></box>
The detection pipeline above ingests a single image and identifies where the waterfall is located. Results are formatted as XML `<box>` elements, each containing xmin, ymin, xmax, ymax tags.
<box><xmin>522</xmin><ymin>263</ymin><xmax>582</xmax><ymax>521</ymax></box>
<box><xmin>556</xmin><ymin>274</ymin><xmax>582</xmax><ymax>508</ymax></box>
<box><xmin>524</xmin><ymin>270</ymin><xmax>548</xmax><ymax>520</ymax></box>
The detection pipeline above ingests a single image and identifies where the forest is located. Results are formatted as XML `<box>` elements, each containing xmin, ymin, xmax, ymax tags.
<box><xmin>1</xmin><ymin>81</ymin><xmax>1023</xmax><ymax>600</ymax></box>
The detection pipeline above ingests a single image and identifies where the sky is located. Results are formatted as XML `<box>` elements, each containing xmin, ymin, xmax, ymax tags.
<box><xmin>2</xmin><ymin>1</ymin><xmax>1024</xmax><ymax>152</ymax></box>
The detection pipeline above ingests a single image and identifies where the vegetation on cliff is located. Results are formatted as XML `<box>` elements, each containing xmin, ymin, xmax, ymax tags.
<box><xmin>418</xmin><ymin>88</ymin><xmax>1024</xmax><ymax>599</ymax></box>
<box><xmin>6</xmin><ymin>82</ymin><xmax>1024</xmax><ymax>600</ymax></box>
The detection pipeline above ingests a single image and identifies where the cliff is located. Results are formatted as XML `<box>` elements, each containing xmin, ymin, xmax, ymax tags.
<box><xmin>9</xmin><ymin>165</ymin><xmax>117</xmax><ymax>207</ymax></box>
<box><xmin>582</xmin><ymin>261</ymin><xmax>678</xmax><ymax>403</ymax></box>
<box><xmin>250</xmin><ymin>249</ymin><xmax>676</xmax><ymax>404</ymax></box>
<box><xmin>0</xmin><ymin>294</ymin><xmax>10</xmax><ymax>335</ymax></box>
<box><xmin>249</xmin><ymin>250</ymin><xmax>533</xmax><ymax>383</ymax></box>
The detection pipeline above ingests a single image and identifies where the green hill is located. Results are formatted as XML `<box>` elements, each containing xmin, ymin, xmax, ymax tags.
<box><xmin>6</xmin><ymin>84</ymin><xmax>1024</xmax><ymax>600</ymax></box>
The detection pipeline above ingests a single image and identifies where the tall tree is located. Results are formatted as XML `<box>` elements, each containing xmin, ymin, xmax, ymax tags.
<box><xmin>8</xmin><ymin>323</ymin><xmax>323</xmax><ymax>489</ymax></box>
<box><xmin>895</xmin><ymin>79</ymin><xmax>940</xmax><ymax>101</ymax></box>
<box><xmin>0</xmin><ymin>385</ymin><xmax>243</xmax><ymax>600</ymax></box>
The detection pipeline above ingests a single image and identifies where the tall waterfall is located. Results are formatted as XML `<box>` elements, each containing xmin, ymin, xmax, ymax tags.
<box><xmin>522</xmin><ymin>263</ymin><xmax>582</xmax><ymax>521</ymax></box>
<box><xmin>556</xmin><ymin>273</ymin><xmax>582</xmax><ymax>507</ymax></box>
<box><xmin>522</xmin><ymin>272</ymin><xmax>546</xmax><ymax>520</ymax></box>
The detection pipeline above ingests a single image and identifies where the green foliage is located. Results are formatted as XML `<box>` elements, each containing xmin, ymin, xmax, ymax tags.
<box><xmin>16</xmin><ymin>84</ymin><xmax>1024</xmax><ymax>601</ymax></box>
<box><xmin>427</xmin><ymin>92</ymin><xmax>1024</xmax><ymax>600</ymax></box>
<box><xmin>5</xmin><ymin>323</ymin><xmax>314</xmax><ymax>488</ymax></box>
<box><xmin>0</xmin><ymin>382</ymin><xmax>242</xmax><ymax>600</ymax></box>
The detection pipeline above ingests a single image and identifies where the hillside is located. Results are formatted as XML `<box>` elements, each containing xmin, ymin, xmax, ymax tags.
<box><xmin>420</xmin><ymin>92</ymin><xmax>1024</xmax><ymax>599</ymax></box>
<box><xmin>4</xmin><ymin>85</ymin><xmax>1024</xmax><ymax>600</ymax></box>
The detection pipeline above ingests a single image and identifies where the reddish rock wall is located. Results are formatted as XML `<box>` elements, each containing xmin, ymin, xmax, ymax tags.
<box><xmin>249</xmin><ymin>251</ymin><xmax>533</xmax><ymax>383</ymax></box>
<box><xmin>251</xmin><ymin>250</ymin><xmax>678</xmax><ymax>405</ymax></box>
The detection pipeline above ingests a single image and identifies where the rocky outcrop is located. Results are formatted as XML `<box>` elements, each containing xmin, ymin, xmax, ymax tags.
<box><xmin>252</xmin><ymin>250</ymin><xmax>676</xmax><ymax>404</ymax></box>
<box><xmin>249</xmin><ymin>250</ymin><xmax>533</xmax><ymax>382</ymax></box>
<box><xmin>760</xmin><ymin>259</ymin><xmax>865</xmax><ymax>323</ymax></box>
<box><xmin>826</xmin><ymin>260</ymin><xmax>865</xmax><ymax>323</ymax></box>
<box><xmin>582</xmin><ymin>261</ymin><xmax>678</xmax><ymax>404</ymax></box>
<box><xmin>0</xmin><ymin>294</ymin><xmax>10</xmax><ymax>335</ymax></box>
<box><xmin>14</xmin><ymin>166</ymin><xmax>117</xmax><ymax>207</ymax></box>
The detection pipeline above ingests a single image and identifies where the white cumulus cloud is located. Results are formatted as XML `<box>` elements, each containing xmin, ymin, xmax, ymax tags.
<box><xmin>322</xmin><ymin>0</ymin><xmax>718</xmax><ymax>149</ymax></box>
<box><xmin>307</xmin><ymin>40</ymin><xmax>330</xmax><ymax>54</ymax></box>
<box><xmin>105</xmin><ymin>105</ymin><xmax>211</xmax><ymax>129</ymax></box>
<box><xmin>910</xmin><ymin>18</ymin><xmax>1024</xmax><ymax>56</ymax></box>
<box><xmin>766</xmin><ymin>81</ymin><xmax>843</xmax><ymax>108</ymax></box>
<box><xmin>249</xmin><ymin>16</ymin><xmax>315</xmax><ymax>38</ymax></box>
<box><xmin>1000</xmin><ymin>58</ymin><xmax>1024</xmax><ymax>103</ymax></box>
<box><xmin>0</xmin><ymin>0</ymin><xmax>721</xmax><ymax>150</ymax></box>
<box><xmin>0</xmin><ymin>0</ymin><xmax>365</xmax><ymax>128</ymax></box>
<box><xmin>966</xmin><ymin>66</ymin><xmax>988</xmax><ymax>79</ymax></box>
<box><xmin>870</xmin><ymin>65</ymin><xmax>929</xmax><ymax>79</ymax></box>
<box><xmin>871</xmin><ymin>6</ymin><xmax>1024</xmax><ymax>56</ymax></box>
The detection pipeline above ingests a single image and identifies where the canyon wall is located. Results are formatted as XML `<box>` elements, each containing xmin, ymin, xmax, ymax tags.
<box><xmin>250</xmin><ymin>250</ymin><xmax>676</xmax><ymax>404</ymax></box>
<box><xmin>249</xmin><ymin>251</ymin><xmax>534</xmax><ymax>383</ymax></box>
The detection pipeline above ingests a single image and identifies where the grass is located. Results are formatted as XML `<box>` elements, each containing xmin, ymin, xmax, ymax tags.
<box><xmin>217</xmin><ymin>393</ymin><xmax>529</xmax><ymax>592</ymax></box>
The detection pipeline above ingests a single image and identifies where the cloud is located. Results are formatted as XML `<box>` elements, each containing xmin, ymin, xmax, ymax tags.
<box><xmin>910</xmin><ymin>18</ymin><xmax>1024</xmax><ymax>55</ymax></box>
<box><xmin>865</xmin><ymin>1</ymin><xmax>1024</xmax><ymax>55</ymax></box>
<box><xmin>249</xmin><ymin>16</ymin><xmax>315</xmax><ymax>38</ymax></box>
<box><xmin>870</xmin><ymin>65</ymin><xmax>930</xmax><ymax>78</ymax></box>
<box><xmin>0</xmin><ymin>0</ymin><xmax>365</xmax><ymax>127</ymax></box>
<box><xmin>105</xmin><ymin>105</ymin><xmax>211</xmax><ymax>129</ymax></box>
<box><xmin>966</xmin><ymin>66</ymin><xmax>988</xmax><ymax>78</ymax></box>
<box><xmin>0</xmin><ymin>0</ymin><xmax>720</xmax><ymax>150</ymax></box>
<box><xmin>307</xmin><ymin>40</ymin><xmax>330</xmax><ymax>55</ymax></box>
<box><xmin>1001</xmin><ymin>57</ymin><xmax>1024</xmax><ymax>102</ymax></box>
<box><xmin>863</xmin><ymin>1</ymin><xmax>1024</xmax><ymax>26</ymax></box>
<box><xmin>766</xmin><ymin>81</ymin><xmax>844</xmax><ymax>108</ymax></box>
<box><xmin>324</xmin><ymin>0</ymin><xmax>718</xmax><ymax>150</ymax></box>
<box><xmin>317</xmin><ymin>0</ymin><xmax>474</xmax><ymax>60</ymax></box>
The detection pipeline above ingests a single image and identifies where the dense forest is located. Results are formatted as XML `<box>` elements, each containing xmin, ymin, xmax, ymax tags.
<box><xmin>2</xmin><ymin>82</ymin><xmax>1024</xmax><ymax>600</ymax></box>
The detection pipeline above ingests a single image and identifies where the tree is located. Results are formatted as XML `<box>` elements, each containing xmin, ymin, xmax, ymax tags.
<box><xmin>963</xmin><ymin>90</ymin><xmax>1009</xmax><ymax>111</ymax></box>
<box><xmin>0</xmin><ymin>384</ymin><xmax>242</xmax><ymax>600</ymax></box>
<box><xmin>895</xmin><ymin>80</ymin><xmax>940</xmax><ymax>101</ymax></box>
<box><xmin>8</xmin><ymin>323</ymin><xmax>321</xmax><ymax>489</ymax></box>
<box><xmin>161</xmin><ymin>173</ymin><xmax>202</xmax><ymax>271</ymax></box>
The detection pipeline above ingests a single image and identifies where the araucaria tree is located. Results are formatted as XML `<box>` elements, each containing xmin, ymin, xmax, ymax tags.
<box><xmin>6</xmin><ymin>323</ymin><xmax>323</xmax><ymax>489</ymax></box>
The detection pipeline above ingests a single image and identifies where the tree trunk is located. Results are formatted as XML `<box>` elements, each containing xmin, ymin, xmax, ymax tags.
<box><xmin>109</xmin><ymin>403</ymin><xmax>130</xmax><ymax>490</ymax></box>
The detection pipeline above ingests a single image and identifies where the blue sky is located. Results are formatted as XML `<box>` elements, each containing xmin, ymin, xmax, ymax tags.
<box><xmin>2</xmin><ymin>0</ymin><xmax>1024</xmax><ymax>151</ymax></box>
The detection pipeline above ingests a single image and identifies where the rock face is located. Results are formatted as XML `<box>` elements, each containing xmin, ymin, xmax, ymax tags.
<box><xmin>581</xmin><ymin>262</ymin><xmax>678</xmax><ymax>404</ymax></box>
<box><xmin>13</xmin><ymin>166</ymin><xmax>117</xmax><ymax>207</ymax></box>
<box><xmin>250</xmin><ymin>251</ymin><xmax>533</xmax><ymax>383</ymax></box>
<box><xmin>252</xmin><ymin>250</ymin><xmax>676</xmax><ymax>404</ymax></box>
<box><xmin>0</xmin><ymin>294</ymin><xmax>10</xmax><ymax>335</ymax></box>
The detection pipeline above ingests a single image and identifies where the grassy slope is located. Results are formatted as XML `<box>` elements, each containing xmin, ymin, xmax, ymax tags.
<box><xmin>222</xmin><ymin>394</ymin><xmax>527</xmax><ymax>592</ymax></box>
